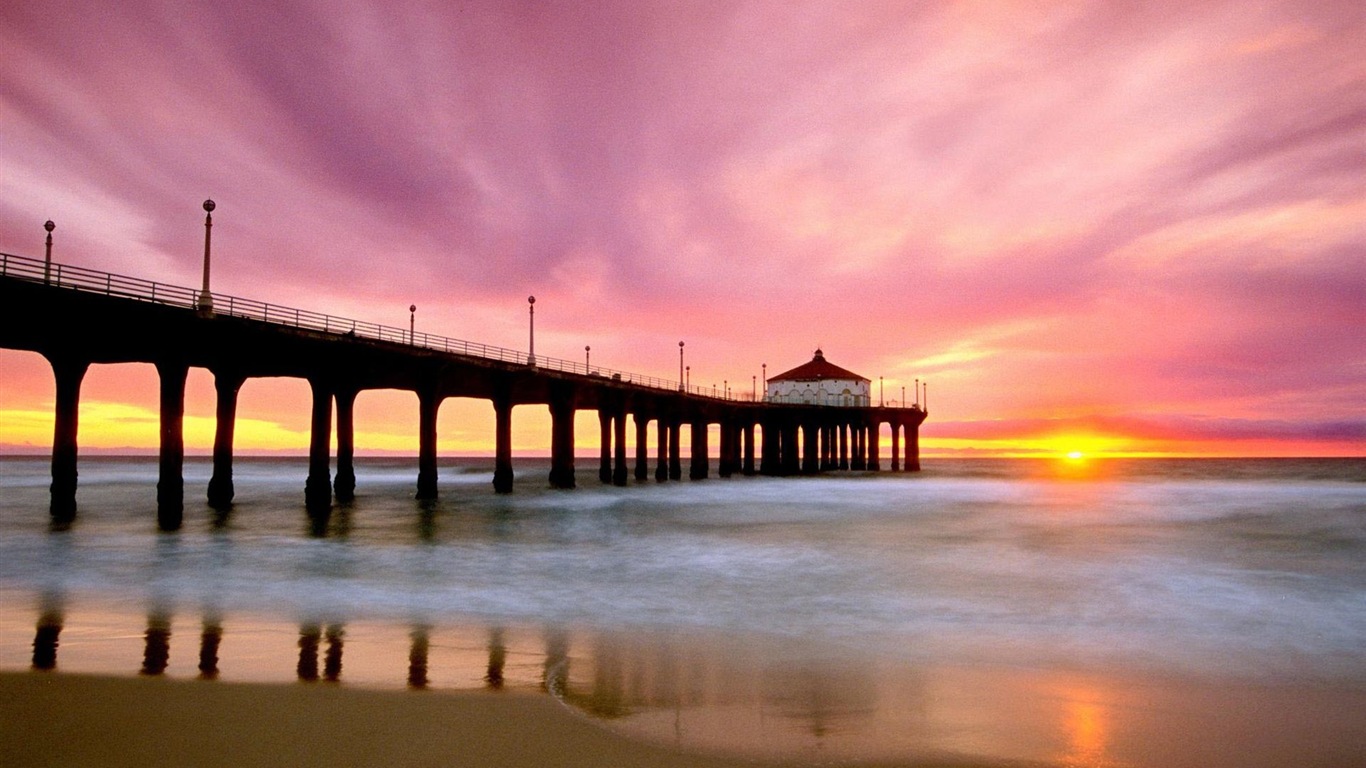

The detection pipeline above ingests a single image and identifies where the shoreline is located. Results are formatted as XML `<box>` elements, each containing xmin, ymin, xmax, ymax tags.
<box><xmin>0</xmin><ymin>671</ymin><xmax>999</xmax><ymax>768</ymax></box>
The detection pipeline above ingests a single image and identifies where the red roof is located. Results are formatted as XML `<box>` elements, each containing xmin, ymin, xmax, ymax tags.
<box><xmin>768</xmin><ymin>350</ymin><xmax>868</xmax><ymax>383</ymax></box>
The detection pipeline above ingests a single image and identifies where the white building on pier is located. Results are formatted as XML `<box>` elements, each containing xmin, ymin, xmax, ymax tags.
<box><xmin>765</xmin><ymin>349</ymin><xmax>870</xmax><ymax>406</ymax></box>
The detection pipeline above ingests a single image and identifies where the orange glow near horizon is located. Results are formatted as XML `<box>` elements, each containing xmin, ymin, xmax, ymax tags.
<box><xmin>0</xmin><ymin>352</ymin><xmax>1358</xmax><ymax>459</ymax></box>
<box><xmin>2</xmin><ymin>398</ymin><xmax>1358</xmax><ymax>458</ymax></box>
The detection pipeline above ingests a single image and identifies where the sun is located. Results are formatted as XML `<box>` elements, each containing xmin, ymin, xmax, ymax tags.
<box><xmin>1065</xmin><ymin>450</ymin><xmax>1085</xmax><ymax>461</ymax></box>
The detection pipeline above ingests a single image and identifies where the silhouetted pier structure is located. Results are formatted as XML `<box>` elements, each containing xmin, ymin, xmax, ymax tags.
<box><xmin>1</xmin><ymin>251</ymin><xmax>926</xmax><ymax>529</ymax></box>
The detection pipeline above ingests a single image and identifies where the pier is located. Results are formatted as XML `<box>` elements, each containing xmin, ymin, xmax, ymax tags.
<box><xmin>0</xmin><ymin>251</ymin><xmax>926</xmax><ymax>530</ymax></box>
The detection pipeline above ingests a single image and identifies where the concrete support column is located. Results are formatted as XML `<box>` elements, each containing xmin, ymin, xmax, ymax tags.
<box><xmin>817</xmin><ymin>425</ymin><xmax>829</xmax><ymax>471</ymax></box>
<box><xmin>47</xmin><ymin>356</ymin><xmax>88</xmax><ymax>523</ymax></box>
<box><xmin>548</xmin><ymin>385</ymin><xmax>576</xmax><ymax>489</ymax></box>
<box><xmin>869</xmin><ymin>421</ymin><xmax>881</xmax><ymax>471</ymax></box>
<box><xmin>613</xmin><ymin>410</ymin><xmax>628</xmax><ymax>486</ymax></box>
<box><xmin>304</xmin><ymin>378</ymin><xmax>333</xmax><ymax>513</ymax></box>
<box><xmin>598</xmin><ymin>411</ymin><xmax>612</xmax><ymax>484</ymax></box>
<box><xmin>634</xmin><ymin>414</ymin><xmax>649</xmax><ymax>481</ymax></box>
<box><xmin>851</xmin><ymin>424</ymin><xmax>866</xmax><ymax>471</ymax></box>
<box><xmin>861</xmin><ymin>424</ymin><xmax>871</xmax><ymax>470</ymax></box>
<box><xmin>689</xmin><ymin>421</ymin><xmax>709</xmax><ymax>480</ymax></box>
<box><xmin>416</xmin><ymin>389</ymin><xmax>440</xmax><ymax>500</ymax></box>
<box><xmin>782</xmin><ymin>423</ymin><xmax>801</xmax><ymax>476</ymax></box>
<box><xmin>838</xmin><ymin>423</ymin><xmax>849</xmax><ymax>470</ymax></box>
<box><xmin>801</xmin><ymin>423</ymin><xmax>818</xmax><ymax>474</ymax></box>
<box><xmin>493</xmin><ymin>394</ymin><xmax>514</xmax><ymax>493</ymax></box>
<box><xmin>668</xmin><ymin>421</ymin><xmax>682</xmax><ymax>481</ymax></box>
<box><xmin>655</xmin><ymin>419</ymin><xmax>669</xmax><ymax>482</ymax></box>
<box><xmin>906</xmin><ymin>421</ymin><xmax>922</xmax><ymax>472</ymax></box>
<box><xmin>715</xmin><ymin>420</ymin><xmax>737</xmax><ymax>475</ymax></box>
<box><xmin>717</xmin><ymin>421</ymin><xmax>731</xmax><ymax>478</ymax></box>
<box><xmin>207</xmin><ymin>370</ymin><xmax>245</xmax><ymax>509</ymax></box>
<box><xmin>891</xmin><ymin>422</ymin><xmax>901</xmax><ymax>472</ymax></box>
<box><xmin>759</xmin><ymin>421</ymin><xmax>776</xmax><ymax>475</ymax></box>
<box><xmin>742</xmin><ymin>423</ymin><xmax>756</xmax><ymax>476</ymax></box>
<box><xmin>770</xmin><ymin>418</ymin><xmax>781</xmax><ymax>472</ymax></box>
<box><xmin>156</xmin><ymin>360</ymin><xmax>188</xmax><ymax>531</ymax></box>
<box><xmin>333</xmin><ymin>387</ymin><xmax>358</xmax><ymax>502</ymax></box>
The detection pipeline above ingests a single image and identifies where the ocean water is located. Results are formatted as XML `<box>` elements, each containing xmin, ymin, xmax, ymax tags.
<box><xmin>2</xmin><ymin>456</ymin><xmax>1364</xmax><ymax>765</ymax></box>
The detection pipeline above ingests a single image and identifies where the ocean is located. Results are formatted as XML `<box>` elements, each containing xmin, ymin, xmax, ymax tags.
<box><xmin>2</xmin><ymin>456</ymin><xmax>1363</xmax><ymax>766</ymax></box>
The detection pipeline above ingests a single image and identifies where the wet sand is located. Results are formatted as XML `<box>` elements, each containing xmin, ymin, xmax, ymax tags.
<box><xmin>0</xmin><ymin>672</ymin><xmax>996</xmax><ymax>768</ymax></box>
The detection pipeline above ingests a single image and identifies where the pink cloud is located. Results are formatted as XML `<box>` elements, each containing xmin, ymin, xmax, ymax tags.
<box><xmin>1</xmin><ymin>0</ymin><xmax>1362</xmax><ymax>452</ymax></box>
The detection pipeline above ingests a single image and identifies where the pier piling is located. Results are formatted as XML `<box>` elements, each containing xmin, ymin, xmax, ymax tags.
<box><xmin>304</xmin><ymin>379</ymin><xmax>333</xmax><ymax>513</ymax></box>
<box><xmin>46</xmin><ymin>355</ymin><xmax>88</xmax><ymax>523</ymax></box>
<box><xmin>207</xmin><ymin>370</ymin><xmax>244</xmax><ymax>508</ymax></box>
<box><xmin>156</xmin><ymin>360</ymin><xmax>187</xmax><ymax>531</ymax></box>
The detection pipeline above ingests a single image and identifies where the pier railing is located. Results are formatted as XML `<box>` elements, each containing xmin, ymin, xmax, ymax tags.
<box><xmin>2</xmin><ymin>252</ymin><xmax>831</xmax><ymax>403</ymax></box>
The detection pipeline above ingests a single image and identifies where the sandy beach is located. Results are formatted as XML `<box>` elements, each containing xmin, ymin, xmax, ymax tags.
<box><xmin>0</xmin><ymin>671</ymin><xmax>1004</xmax><ymax>768</ymax></box>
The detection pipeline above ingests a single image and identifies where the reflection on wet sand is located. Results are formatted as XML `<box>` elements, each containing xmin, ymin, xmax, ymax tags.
<box><xmin>31</xmin><ymin>594</ymin><xmax>62</xmax><ymax>671</ymax></box>
<box><xmin>140</xmin><ymin>611</ymin><xmax>171</xmax><ymax>676</ymax></box>
<box><xmin>486</xmin><ymin>627</ymin><xmax>506</xmax><ymax>689</ymax></box>
<box><xmin>324</xmin><ymin>625</ymin><xmax>344</xmax><ymax>682</ymax></box>
<box><xmin>762</xmin><ymin>663</ymin><xmax>877</xmax><ymax>739</ymax></box>
<box><xmin>297</xmin><ymin>623</ymin><xmax>320</xmax><ymax>681</ymax></box>
<box><xmin>199</xmin><ymin>618</ymin><xmax>222</xmax><ymax>680</ymax></box>
<box><xmin>408</xmin><ymin>625</ymin><xmax>429</xmax><ymax>689</ymax></box>
<box><xmin>542</xmin><ymin>629</ymin><xmax>569</xmax><ymax>696</ymax></box>
<box><xmin>9</xmin><ymin>596</ymin><xmax>1364</xmax><ymax>768</ymax></box>
<box><xmin>296</xmin><ymin>623</ymin><xmax>345</xmax><ymax>682</ymax></box>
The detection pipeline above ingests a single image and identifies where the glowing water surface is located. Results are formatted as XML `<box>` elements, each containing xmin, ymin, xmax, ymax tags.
<box><xmin>1</xmin><ymin>457</ymin><xmax>1363</xmax><ymax>766</ymax></box>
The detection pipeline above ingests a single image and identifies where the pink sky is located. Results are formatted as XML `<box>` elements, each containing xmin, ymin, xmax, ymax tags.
<box><xmin>1</xmin><ymin>1</ymin><xmax>1363</xmax><ymax>456</ymax></box>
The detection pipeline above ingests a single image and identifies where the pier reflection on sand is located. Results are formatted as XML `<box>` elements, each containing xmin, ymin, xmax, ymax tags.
<box><xmin>9</xmin><ymin>592</ymin><xmax>1365</xmax><ymax>768</ymax></box>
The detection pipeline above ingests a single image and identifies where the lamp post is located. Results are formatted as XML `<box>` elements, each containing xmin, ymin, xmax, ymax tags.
<box><xmin>902</xmin><ymin>386</ymin><xmax>906</xmax><ymax>409</ymax></box>
<box><xmin>409</xmin><ymin>305</ymin><xmax>416</xmax><ymax>345</ymax></box>
<box><xmin>527</xmin><ymin>296</ymin><xmax>536</xmax><ymax>366</ymax></box>
<box><xmin>43</xmin><ymin>220</ymin><xmax>54</xmax><ymax>284</ymax></box>
<box><xmin>724</xmin><ymin>379</ymin><xmax>728</xmax><ymax>399</ymax></box>
<box><xmin>880</xmin><ymin>376</ymin><xmax>884</xmax><ymax>407</ymax></box>
<box><xmin>198</xmin><ymin>200</ymin><xmax>215</xmax><ymax>313</ymax></box>
<box><xmin>915</xmin><ymin>378</ymin><xmax>919</xmax><ymax>408</ymax></box>
<box><xmin>761</xmin><ymin>363</ymin><xmax>767</xmax><ymax>401</ymax></box>
<box><xmin>923</xmin><ymin>381</ymin><xmax>928</xmax><ymax>412</ymax></box>
<box><xmin>686</xmin><ymin>366</ymin><xmax>691</xmax><ymax>389</ymax></box>
<box><xmin>678</xmin><ymin>341</ymin><xmax>685</xmax><ymax>391</ymax></box>
<box><xmin>752</xmin><ymin>375</ymin><xmax>756</xmax><ymax>401</ymax></box>
<box><xmin>585</xmin><ymin>345</ymin><xmax>590</xmax><ymax>372</ymax></box>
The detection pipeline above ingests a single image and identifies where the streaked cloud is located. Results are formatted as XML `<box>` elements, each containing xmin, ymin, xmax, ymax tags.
<box><xmin>1</xmin><ymin>0</ymin><xmax>1362</xmax><ymax>455</ymax></box>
